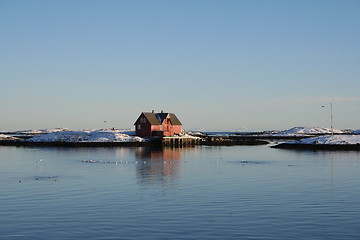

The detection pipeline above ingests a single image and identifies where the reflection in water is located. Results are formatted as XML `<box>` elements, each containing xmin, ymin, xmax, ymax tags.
<box><xmin>135</xmin><ymin>147</ymin><xmax>183</xmax><ymax>185</ymax></box>
<box><xmin>2</xmin><ymin>146</ymin><xmax>360</xmax><ymax>240</ymax></box>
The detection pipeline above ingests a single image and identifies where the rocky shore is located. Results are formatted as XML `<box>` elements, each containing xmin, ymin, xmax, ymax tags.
<box><xmin>272</xmin><ymin>135</ymin><xmax>360</xmax><ymax>151</ymax></box>
<box><xmin>272</xmin><ymin>143</ymin><xmax>360</xmax><ymax>151</ymax></box>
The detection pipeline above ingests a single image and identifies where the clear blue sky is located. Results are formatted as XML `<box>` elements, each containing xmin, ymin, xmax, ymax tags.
<box><xmin>1</xmin><ymin>0</ymin><xmax>359</xmax><ymax>131</ymax></box>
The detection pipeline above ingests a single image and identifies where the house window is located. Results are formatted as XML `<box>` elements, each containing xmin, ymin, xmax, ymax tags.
<box><xmin>137</xmin><ymin>125</ymin><xmax>141</xmax><ymax>130</ymax></box>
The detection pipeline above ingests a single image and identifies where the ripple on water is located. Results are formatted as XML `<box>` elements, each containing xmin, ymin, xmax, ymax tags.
<box><xmin>227</xmin><ymin>160</ymin><xmax>271</xmax><ymax>164</ymax></box>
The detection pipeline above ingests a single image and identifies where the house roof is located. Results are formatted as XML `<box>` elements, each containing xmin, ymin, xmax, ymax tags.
<box><xmin>143</xmin><ymin>112</ymin><xmax>162</xmax><ymax>125</ymax></box>
<box><xmin>168</xmin><ymin>113</ymin><xmax>182</xmax><ymax>125</ymax></box>
<box><xmin>135</xmin><ymin>112</ymin><xmax>182</xmax><ymax>125</ymax></box>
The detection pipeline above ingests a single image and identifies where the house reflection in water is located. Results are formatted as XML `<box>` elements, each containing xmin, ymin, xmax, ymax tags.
<box><xmin>135</xmin><ymin>147</ymin><xmax>183</xmax><ymax>185</ymax></box>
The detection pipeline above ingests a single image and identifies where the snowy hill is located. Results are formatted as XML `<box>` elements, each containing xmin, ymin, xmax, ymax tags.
<box><xmin>275</xmin><ymin>127</ymin><xmax>343</xmax><ymax>136</ymax></box>
<box><xmin>25</xmin><ymin>129</ymin><xmax>144</xmax><ymax>143</ymax></box>
<box><xmin>14</xmin><ymin>128</ymin><xmax>70</xmax><ymax>135</ymax></box>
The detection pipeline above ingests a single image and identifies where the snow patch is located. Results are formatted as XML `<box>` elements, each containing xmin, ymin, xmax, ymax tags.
<box><xmin>187</xmin><ymin>131</ymin><xmax>208</xmax><ymax>137</ymax></box>
<box><xmin>288</xmin><ymin>135</ymin><xmax>360</xmax><ymax>145</ymax></box>
<box><xmin>0</xmin><ymin>134</ymin><xmax>20</xmax><ymax>140</ymax></box>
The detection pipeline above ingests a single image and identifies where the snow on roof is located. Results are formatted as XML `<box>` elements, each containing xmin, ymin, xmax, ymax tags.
<box><xmin>25</xmin><ymin>129</ymin><xmax>144</xmax><ymax>143</ymax></box>
<box><xmin>288</xmin><ymin>135</ymin><xmax>360</xmax><ymax>145</ymax></box>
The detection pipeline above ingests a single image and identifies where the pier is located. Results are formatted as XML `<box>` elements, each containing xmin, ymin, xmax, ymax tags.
<box><xmin>161</xmin><ymin>136</ymin><xmax>201</xmax><ymax>147</ymax></box>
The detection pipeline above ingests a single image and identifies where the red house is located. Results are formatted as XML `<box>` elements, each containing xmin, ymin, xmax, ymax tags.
<box><xmin>134</xmin><ymin>111</ymin><xmax>182</xmax><ymax>137</ymax></box>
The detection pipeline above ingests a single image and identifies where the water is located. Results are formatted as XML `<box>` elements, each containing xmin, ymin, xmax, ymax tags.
<box><xmin>1</xmin><ymin>145</ymin><xmax>360</xmax><ymax>240</ymax></box>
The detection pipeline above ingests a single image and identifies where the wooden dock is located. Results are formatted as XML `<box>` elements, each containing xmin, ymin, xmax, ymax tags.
<box><xmin>162</xmin><ymin>136</ymin><xmax>201</xmax><ymax>147</ymax></box>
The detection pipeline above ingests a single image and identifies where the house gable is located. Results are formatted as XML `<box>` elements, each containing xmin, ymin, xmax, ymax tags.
<box><xmin>135</xmin><ymin>112</ymin><xmax>159</xmax><ymax>125</ymax></box>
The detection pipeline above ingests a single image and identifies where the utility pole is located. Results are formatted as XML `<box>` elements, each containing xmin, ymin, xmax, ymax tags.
<box><xmin>330</xmin><ymin>102</ymin><xmax>333</xmax><ymax>136</ymax></box>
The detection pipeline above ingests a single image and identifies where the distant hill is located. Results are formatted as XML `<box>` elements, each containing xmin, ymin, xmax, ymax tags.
<box><xmin>275</xmin><ymin>126</ymin><xmax>343</xmax><ymax>135</ymax></box>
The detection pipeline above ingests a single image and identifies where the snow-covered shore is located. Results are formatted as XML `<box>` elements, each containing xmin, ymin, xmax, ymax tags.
<box><xmin>2</xmin><ymin>126</ymin><xmax>359</xmax><ymax>150</ymax></box>
<box><xmin>0</xmin><ymin>134</ymin><xmax>20</xmax><ymax>141</ymax></box>
<box><xmin>25</xmin><ymin>129</ymin><xmax>144</xmax><ymax>143</ymax></box>
<box><xmin>288</xmin><ymin>135</ymin><xmax>360</xmax><ymax>145</ymax></box>
<box><xmin>0</xmin><ymin>128</ymin><xmax>145</xmax><ymax>143</ymax></box>
<box><xmin>189</xmin><ymin>127</ymin><xmax>351</xmax><ymax>138</ymax></box>
<box><xmin>272</xmin><ymin>135</ymin><xmax>360</xmax><ymax>150</ymax></box>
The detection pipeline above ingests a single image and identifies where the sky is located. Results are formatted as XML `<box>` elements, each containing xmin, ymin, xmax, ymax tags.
<box><xmin>1</xmin><ymin>0</ymin><xmax>359</xmax><ymax>132</ymax></box>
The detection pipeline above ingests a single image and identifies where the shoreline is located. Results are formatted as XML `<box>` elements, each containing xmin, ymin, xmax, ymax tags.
<box><xmin>2</xmin><ymin>140</ymin><xmax>360</xmax><ymax>150</ymax></box>
<box><xmin>272</xmin><ymin>142</ymin><xmax>360</xmax><ymax>151</ymax></box>
<box><xmin>2</xmin><ymin>130</ymin><xmax>359</xmax><ymax>149</ymax></box>
<box><xmin>0</xmin><ymin>138</ymin><xmax>269</xmax><ymax>147</ymax></box>
<box><xmin>0</xmin><ymin>140</ymin><xmax>151</xmax><ymax>147</ymax></box>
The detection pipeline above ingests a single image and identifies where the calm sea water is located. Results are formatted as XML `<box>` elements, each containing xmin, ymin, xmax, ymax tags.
<box><xmin>1</xmin><ymin>145</ymin><xmax>360</xmax><ymax>240</ymax></box>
